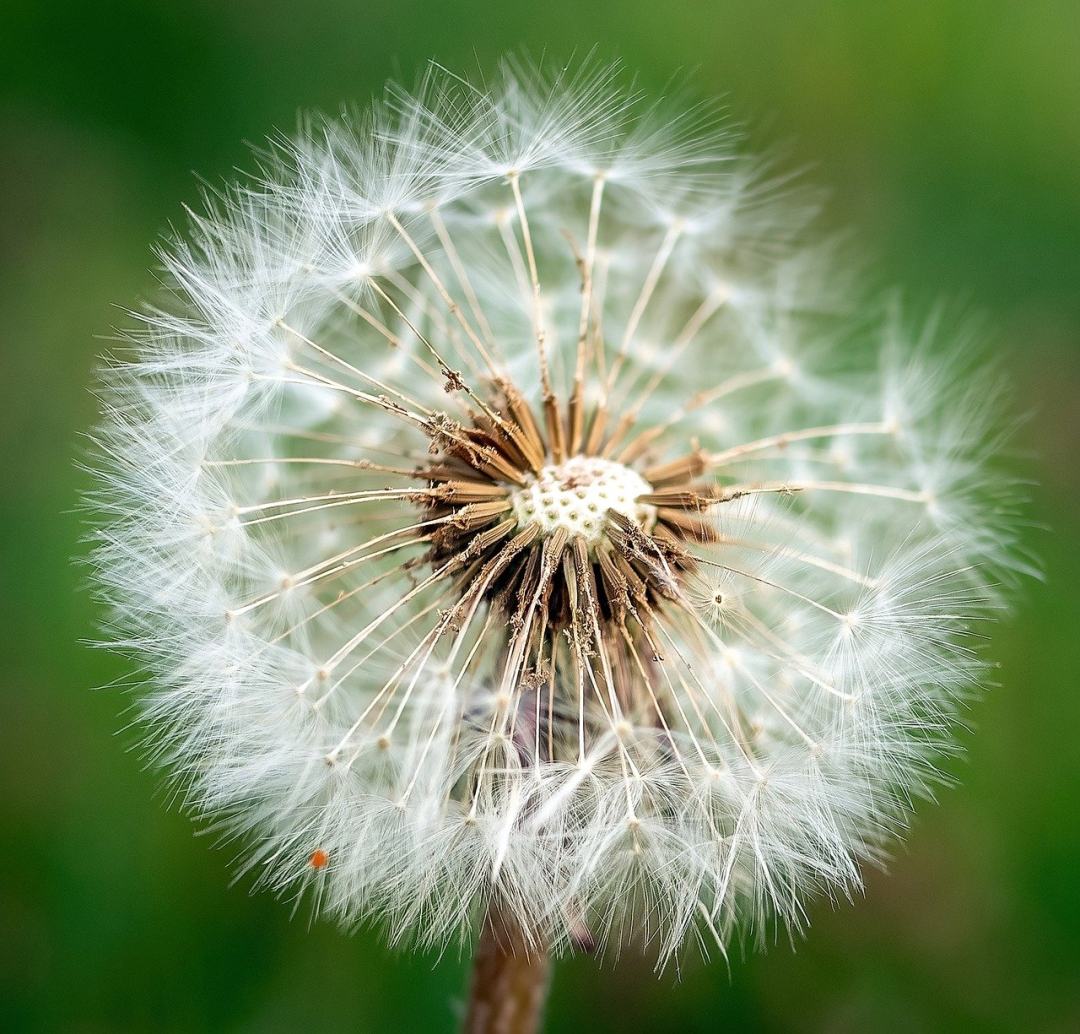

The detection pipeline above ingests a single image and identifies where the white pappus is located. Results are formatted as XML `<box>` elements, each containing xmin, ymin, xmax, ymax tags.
<box><xmin>87</xmin><ymin>57</ymin><xmax>1029</xmax><ymax>967</ymax></box>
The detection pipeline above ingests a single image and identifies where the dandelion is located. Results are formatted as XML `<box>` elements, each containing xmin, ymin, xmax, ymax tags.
<box><xmin>89</xmin><ymin>57</ymin><xmax>1027</xmax><ymax>1033</ymax></box>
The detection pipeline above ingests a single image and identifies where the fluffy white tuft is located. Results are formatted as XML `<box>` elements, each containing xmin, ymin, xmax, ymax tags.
<box><xmin>88</xmin><ymin>57</ymin><xmax>1026</xmax><ymax>965</ymax></box>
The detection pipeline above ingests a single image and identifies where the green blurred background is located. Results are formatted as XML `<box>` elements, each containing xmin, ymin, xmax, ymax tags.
<box><xmin>2</xmin><ymin>1</ymin><xmax>1078</xmax><ymax>1030</ymax></box>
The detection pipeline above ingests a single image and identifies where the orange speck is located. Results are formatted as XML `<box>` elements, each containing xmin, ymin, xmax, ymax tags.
<box><xmin>309</xmin><ymin>849</ymin><xmax>329</xmax><ymax>870</ymax></box>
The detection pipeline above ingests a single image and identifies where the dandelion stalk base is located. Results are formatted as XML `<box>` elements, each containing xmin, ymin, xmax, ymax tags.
<box><xmin>464</xmin><ymin>907</ymin><xmax>550</xmax><ymax>1034</ymax></box>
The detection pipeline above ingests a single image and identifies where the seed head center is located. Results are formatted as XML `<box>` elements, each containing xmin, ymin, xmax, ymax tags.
<box><xmin>511</xmin><ymin>456</ymin><xmax>655</xmax><ymax>546</ymax></box>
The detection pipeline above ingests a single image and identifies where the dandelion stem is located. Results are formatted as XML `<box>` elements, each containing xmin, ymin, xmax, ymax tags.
<box><xmin>464</xmin><ymin>906</ymin><xmax>550</xmax><ymax>1034</ymax></box>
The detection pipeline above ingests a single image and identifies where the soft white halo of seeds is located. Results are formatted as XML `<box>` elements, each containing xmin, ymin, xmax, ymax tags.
<box><xmin>87</xmin><ymin>57</ymin><xmax>1028</xmax><ymax>965</ymax></box>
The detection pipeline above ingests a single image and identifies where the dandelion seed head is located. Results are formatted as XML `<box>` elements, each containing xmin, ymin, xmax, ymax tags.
<box><xmin>88</xmin><ymin>56</ymin><xmax>1027</xmax><ymax>965</ymax></box>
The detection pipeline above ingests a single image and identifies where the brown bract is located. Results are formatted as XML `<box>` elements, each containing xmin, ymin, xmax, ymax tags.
<box><xmin>391</xmin><ymin>367</ymin><xmax>735</xmax><ymax>762</ymax></box>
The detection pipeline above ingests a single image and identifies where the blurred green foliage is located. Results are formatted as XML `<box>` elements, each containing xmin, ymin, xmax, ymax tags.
<box><xmin>1</xmin><ymin>2</ymin><xmax>1078</xmax><ymax>1030</ymax></box>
